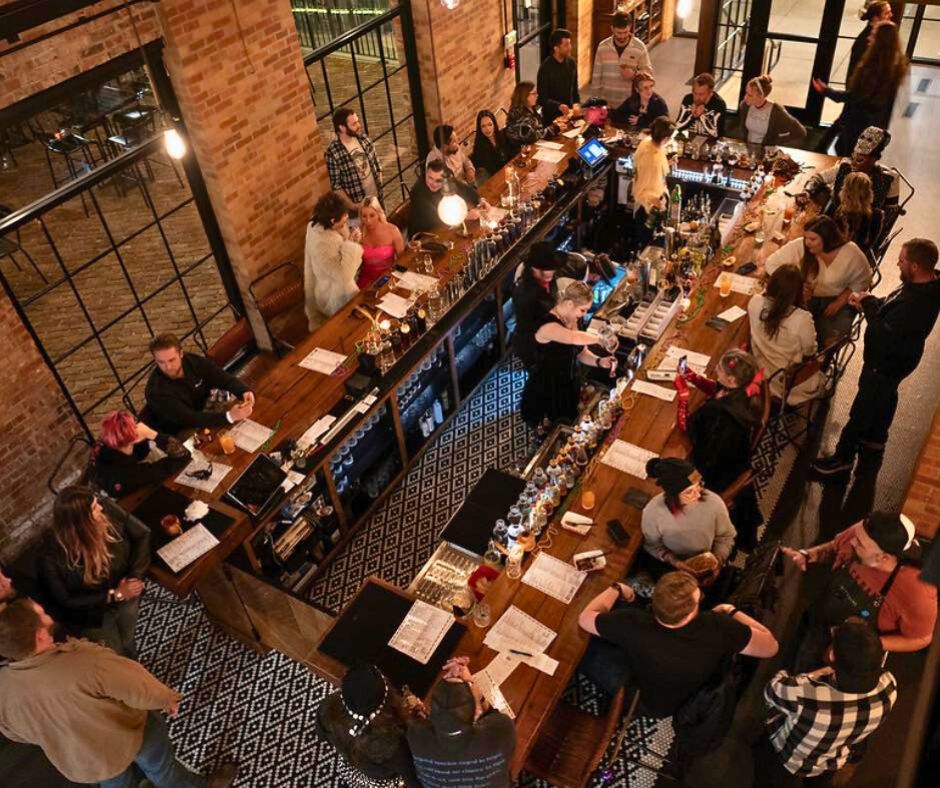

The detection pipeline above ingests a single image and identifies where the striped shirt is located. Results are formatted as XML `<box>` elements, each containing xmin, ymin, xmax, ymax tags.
<box><xmin>589</xmin><ymin>35</ymin><xmax>652</xmax><ymax>107</ymax></box>
<box><xmin>764</xmin><ymin>669</ymin><xmax>897</xmax><ymax>776</ymax></box>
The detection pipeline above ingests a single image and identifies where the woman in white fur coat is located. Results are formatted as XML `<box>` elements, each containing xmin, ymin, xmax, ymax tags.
<box><xmin>304</xmin><ymin>192</ymin><xmax>363</xmax><ymax>328</ymax></box>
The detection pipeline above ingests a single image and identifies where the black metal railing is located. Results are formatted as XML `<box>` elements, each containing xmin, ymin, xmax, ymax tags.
<box><xmin>291</xmin><ymin>0</ymin><xmax>396</xmax><ymax>58</ymax></box>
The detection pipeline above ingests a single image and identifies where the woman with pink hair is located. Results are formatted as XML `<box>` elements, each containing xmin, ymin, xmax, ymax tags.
<box><xmin>91</xmin><ymin>410</ymin><xmax>190</xmax><ymax>497</ymax></box>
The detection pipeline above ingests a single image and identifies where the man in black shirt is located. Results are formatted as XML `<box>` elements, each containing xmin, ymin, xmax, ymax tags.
<box><xmin>675</xmin><ymin>72</ymin><xmax>727</xmax><ymax>139</ymax></box>
<box><xmin>144</xmin><ymin>333</ymin><xmax>254</xmax><ymax>434</ymax></box>
<box><xmin>511</xmin><ymin>241</ymin><xmax>569</xmax><ymax>370</ymax></box>
<box><xmin>407</xmin><ymin>657</ymin><xmax>515</xmax><ymax>788</ymax></box>
<box><xmin>537</xmin><ymin>28</ymin><xmax>580</xmax><ymax>124</ymax></box>
<box><xmin>813</xmin><ymin>238</ymin><xmax>940</xmax><ymax>475</ymax></box>
<box><xmin>408</xmin><ymin>159</ymin><xmax>483</xmax><ymax>236</ymax></box>
<box><xmin>578</xmin><ymin>572</ymin><xmax>778</xmax><ymax>715</ymax></box>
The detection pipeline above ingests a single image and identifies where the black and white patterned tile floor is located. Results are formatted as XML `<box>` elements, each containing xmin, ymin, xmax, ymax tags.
<box><xmin>134</xmin><ymin>356</ymin><xmax>802</xmax><ymax>788</ymax></box>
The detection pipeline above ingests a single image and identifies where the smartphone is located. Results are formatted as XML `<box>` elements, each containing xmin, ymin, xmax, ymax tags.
<box><xmin>607</xmin><ymin>518</ymin><xmax>629</xmax><ymax>546</ymax></box>
<box><xmin>678</xmin><ymin>355</ymin><xmax>688</xmax><ymax>375</ymax></box>
<box><xmin>371</xmin><ymin>273</ymin><xmax>392</xmax><ymax>289</ymax></box>
<box><xmin>737</xmin><ymin>261</ymin><xmax>757</xmax><ymax>276</ymax></box>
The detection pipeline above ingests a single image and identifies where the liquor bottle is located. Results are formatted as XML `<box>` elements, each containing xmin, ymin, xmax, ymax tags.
<box><xmin>432</xmin><ymin>398</ymin><xmax>444</xmax><ymax>425</ymax></box>
<box><xmin>439</xmin><ymin>387</ymin><xmax>450</xmax><ymax>412</ymax></box>
<box><xmin>669</xmin><ymin>183</ymin><xmax>682</xmax><ymax>226</ymax></box>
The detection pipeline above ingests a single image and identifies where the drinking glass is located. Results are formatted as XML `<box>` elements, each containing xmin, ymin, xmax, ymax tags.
<box><xmin>719</xmin><ymin>273</ymin><xmax>733</xmax><ymax>298</ymax></box>
<box><xmin>506</xmin><ymin>546</ymin><xmax>524</xmax><ymax>580</ymax></box>
<box><xmin>472</xmin><ymin>601</ymin><xmax>491</xmax><ymax>628</ymax></box>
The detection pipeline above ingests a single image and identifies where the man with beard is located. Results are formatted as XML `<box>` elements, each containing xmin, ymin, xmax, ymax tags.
<box><xmin>675</xmin><ymin>73</ymin><xmax>727</xmax><ymax>139</ymax></box>
<box><xmin>812</xmin><ymin>238</ymin><xmax>940</xmax><ymax>474</ymax></box>
<box><xmin>326</xmin><ymin>107</ymin><xmax>383</xmax><ymax>212</ymax></box>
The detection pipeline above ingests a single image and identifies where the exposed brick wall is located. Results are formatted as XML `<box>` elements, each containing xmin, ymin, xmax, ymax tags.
<box><xmin>0</xmin><ymin>290</ymin><xmax>85</xmax><ymax>561</ymax></box>
<box><xmin>567</xmin><ymin>0</ymin><xmax>595</xmax><ymax>88</ymax></box>
<box><xmin>0</xmin><ymin>0</ymin><xmax>161</xmax><ymax>110</ymax></box>
<box><xmin>157</xmin><ymin>0</ymin><xmax>331</xmax><ymax>345</ymax></box>
<box><xmin>411</xmin><ymin>0</ymin><xmax>517</xmax><ymax>144</ymax></box>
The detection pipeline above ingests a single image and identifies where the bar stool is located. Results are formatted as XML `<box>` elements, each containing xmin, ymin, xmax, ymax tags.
<box><xmin>107</xmin><ymin>107</ymin><xmax>184</xmax><ymax>189</ymax></box>
<box><xmin>43</xmin><ymin>132</ymin><xmax>103</xmax><ymax>216</ymax></box>
<box><xmin>0</xmin><ymin>205</ymin><xmax>48</xmax><ymax>284</ymax></box>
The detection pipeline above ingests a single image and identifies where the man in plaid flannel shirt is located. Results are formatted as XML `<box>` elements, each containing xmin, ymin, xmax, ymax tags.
<box><xmin>755</xmin><ymin>620</ymin><xmax>897</xmax><ymax>786</ymax></box>
<box><xmin>325</xmin><ymin>107</ymin><xmax>382</xmax><ymax>212</ymax></box>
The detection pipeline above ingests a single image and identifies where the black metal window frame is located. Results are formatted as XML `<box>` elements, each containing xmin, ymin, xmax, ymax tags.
<box><xmin>712</xmin><ymin>0</ymin><xmax>752</xmax><ymax>92</ymax></box>
<box><xmin>903</xmin><ymin>3</ymin><xmax>940</xmax><ymax>66</ymax></box>
<box><xmin>514</xmin><ymin>0</ymin><xmax>554</xmax><ymax>82</ymax></box>
<box><xmin>0</xmin><ymin>45</ymin><xmax>243</xmax><ymax>436</ymax></box>
<box><xmin>298</xmin><ymin>5</ymin><xmax>428</xmax><ymax>206</ymax></box>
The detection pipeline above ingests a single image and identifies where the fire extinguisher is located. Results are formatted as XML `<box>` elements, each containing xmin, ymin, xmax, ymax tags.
<box><xmin>504</xmin><ymin>47</ymin><xmax>515</xmax><ymax>70</ymax></box>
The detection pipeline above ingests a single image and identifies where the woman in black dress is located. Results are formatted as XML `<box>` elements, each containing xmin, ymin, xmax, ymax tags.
<box><xmin>521</xmin><ymin>282</ymin><xmax>616</xmax><ymax>425</ymax></box>
<box><xmin>470</xmin><ymin>110</ymin><xmax>511</xmax><ymax>179</ymax></box>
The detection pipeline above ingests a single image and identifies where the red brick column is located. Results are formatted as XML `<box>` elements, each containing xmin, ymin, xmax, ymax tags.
<box><xmin>410</xmin><ymin>0</ymin><xmax>517</xmax><ymax>142</ymax></box>
<box><xmin>157</xmin><ymin>0</ymin><xmax>330</xmax><ymax>347</ymax></box>
<box><xmin>567</xmin><ymin>0</ymin><xmax>595</xmax><ymax>88</ymax></box>
<box><xmin>0</xmin><ymin>291</ymin><xmax>85</xmax><ymax>560</ymax></box>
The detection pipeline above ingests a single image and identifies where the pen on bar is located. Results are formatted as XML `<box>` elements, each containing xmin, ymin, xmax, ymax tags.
<box><xmin>509</xmin><ymin>649</ymin><xmax>534</xmax><ymax>657</ymax></box>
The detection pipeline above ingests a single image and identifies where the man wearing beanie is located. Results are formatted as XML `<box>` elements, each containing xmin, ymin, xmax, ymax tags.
<box><xmin>756</xmin><ymin>619</ymin><xmax>898</xmax><ymax>786</ymax></box>
<box><xmin>407</xmin><ymin>656</ymin><xmax>515</xmax><ymax>787</ymax></box>
<box><xmin>783</xmin><ymin>512</ymin><xmax>937</xmax><ymax>668</ymax></box>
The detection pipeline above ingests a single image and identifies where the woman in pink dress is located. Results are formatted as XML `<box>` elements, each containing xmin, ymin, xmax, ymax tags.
<box><xmin>357</xmin><ymin>197</ymin><xmax>404</xmax><ymax>289</ymax></box>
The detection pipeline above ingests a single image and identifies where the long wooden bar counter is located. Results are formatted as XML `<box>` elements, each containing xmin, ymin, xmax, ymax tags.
<box><xmin>298</xmin><ymin>140</ymin><xmax>838</xmax><ymax>773</ymax></box>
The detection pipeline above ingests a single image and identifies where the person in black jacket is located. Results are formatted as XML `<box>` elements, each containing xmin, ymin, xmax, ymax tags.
<box><xmin>536</xmin><ymin>28</ymin><xmax>580</xmax><ymax>124</ymax></box>
<box><xmin>408</xmin><ymin>158</ymin><xmax>483</xmax><ymax>236</ymax></box>
<box><xmin>814</xmin><ymin>238</ymin><xmax>940</xmax><ymax>475</ymax></box>
<box><xmin>144</xmin><ymin>333</ymin><xmax>254</xmax><ymax>434</ymax></box>
<box><xmin>470</xmin><ymin>110</ymin><xmax>511</xmax><ymax>179</ymax></box>
<box><xmin>316</xmin><ymin>663</ymin><xmax>422</xmax><ymax>788</ymax></box>
<box><xmin>610</xmin><ymin>72</ymin><xmax>669</xmax><ymax>130</ymax></box>
<box><xmin>812</xmin><ymin>21</ymin><xmax>907</xmax><ymax>156</ymax></box>
<box><xmin>674</xmin><ymin>349</ymin><xmax>764</xmax><ymax>550</ymax></box>
<box><xmin>39</xmin><ymin>486</ymin><xmax>151</xmax><ymax>657</ymax></box>
<box><xmin>90</xmin><ymin>410</ymin><xmax>191</xmax><ymax>498</ymax></box>
<box><xmin>511</xmin><ymin>241</ymin><xmax>568</xmax><ymax>371</ymax></box>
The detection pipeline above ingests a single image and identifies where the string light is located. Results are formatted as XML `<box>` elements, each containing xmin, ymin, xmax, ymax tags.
<box><xmin>164</xmin><ymin>129</ymin><xmax>187</xmax><ymax>159</ymax></box>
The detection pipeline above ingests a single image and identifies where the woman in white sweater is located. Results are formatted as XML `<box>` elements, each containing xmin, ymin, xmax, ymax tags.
<box><xmin>763</xmin><ymin>215</ymin><xmax>870</xmax><ymax>345</ymax></box>
<box><xmin>304</xmin><ymin>192</ymin><xmax>363</xmax><ymax>328</ymax></box>
<box><xmin>748</xmin><ymin>265</ymin><xmax>823</xmax><ymax>404</ymax></box>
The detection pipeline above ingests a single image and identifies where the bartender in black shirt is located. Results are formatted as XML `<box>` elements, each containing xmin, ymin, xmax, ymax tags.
<box><xmin>512</xmin><ymin>241</ymin><xmax>569</xmax><ymax>371</ymax></box>
<box><xmin>144</xmin><ymin>333</ymin><xmax>254</xmax><ymax>433</ymax></box>
<box><xmin>537</xmin><ymin>28</ymin><xmax>580</xmax><ymax>124</ymax></box>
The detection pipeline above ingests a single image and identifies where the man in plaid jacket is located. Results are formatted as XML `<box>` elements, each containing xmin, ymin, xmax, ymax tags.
<box><xmin>754</xmin><ymin>619</ymin><xmax>897</xmax><ymax>786</ymax></box>
<box><xmin>325</xmin><ymin>107</ymin><xmax>383</xmax><ymax>212</ymax></box>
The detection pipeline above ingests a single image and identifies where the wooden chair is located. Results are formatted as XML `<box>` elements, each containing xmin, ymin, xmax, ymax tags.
<box><xmin>387</xmin><ymin>199</ymin><xmax>410</xmax><ymax>234</ymax></box>
<box><xmin>525</xmin><ymin>686</ymin><xmax>625</xmax><ymax>788</ymax></box>
<box><xmin>249</xmin><ymin>262</ymin><xmax>306</xmax><ymax>356</ymax></box>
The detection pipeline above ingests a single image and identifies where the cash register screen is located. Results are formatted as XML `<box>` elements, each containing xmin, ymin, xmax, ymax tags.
<box><xmin>577</xmin><ymin>138</ymin><xmax>609</xmax><ymax>168</ymax></box>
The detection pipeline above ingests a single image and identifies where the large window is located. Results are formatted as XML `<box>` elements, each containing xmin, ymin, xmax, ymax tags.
<box><xmin>292</xmin><ymin>4</ymin><xmax>425</xmax><ymax>210</ymax></box>
<box><xmin>901</xmin><ymin>2</ymin><xmax>940</xmax><ymax>66</ymax></box>
<box><xmin>515</xmin><ymin>0</ymin><xmax>553</xmax><ymax>85</ymax></box>
<box><xmin>0</xmin><ymin>50</ymin><xmax>241</xmax><ymax>433</ymax></box>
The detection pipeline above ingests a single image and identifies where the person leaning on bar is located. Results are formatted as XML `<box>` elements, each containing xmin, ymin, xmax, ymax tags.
<box><xmin>144</xmin><ymin>333</ymin><xmax>254</xmax><ymax>434</ymax></box>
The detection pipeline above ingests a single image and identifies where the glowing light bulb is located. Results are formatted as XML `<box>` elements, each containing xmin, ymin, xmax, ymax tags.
<box><xmin>676</xmin><ymin>0</ymin><xmax>693</xmax><ymax>19</ymax></box>
<box><xmin>437</xmin><ymin>193</ymin><xmax>468</xmax><ymax>227</ymax></box>
<box><xmin>164</xmin><ymin>128</ymin><xmax>187</xmax><ymax>159</ymax></box>
<box><xmin>440</xmin><ymin>0</ymin><xmax>459</xmax><ymax>8</ymax></box>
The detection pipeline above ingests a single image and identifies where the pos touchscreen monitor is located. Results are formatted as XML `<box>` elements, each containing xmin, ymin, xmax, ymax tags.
<box><xmin>577</xmin><ymin>137</ymin><xmax>609</xmax><ymax>168</ymax></box>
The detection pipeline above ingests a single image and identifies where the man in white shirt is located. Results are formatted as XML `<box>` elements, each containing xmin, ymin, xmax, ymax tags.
<box><xmin>589</xmin><ymin>12</ymin><xmax>652</xmax><ymax>108</ymax></box>
<box><xmin>325</xmin><ymin>108</ymin><xmax>382</xmax><ymax>212</ymax></box>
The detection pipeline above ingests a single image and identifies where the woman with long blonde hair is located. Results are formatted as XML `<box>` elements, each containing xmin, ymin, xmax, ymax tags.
<box><xmin>357</xmin><ymin>196</ymin><xmax>404</xmax><ymax>289</ymax></box>
<box><xmin>39</xmin><ymin>485</ymin><xmax>151</xmax><ymax>657</ymax></box>
<box><xmin>833</xmin><ymin>171</ymin><xmax>882</xmax><ymax>254</ymax></box>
